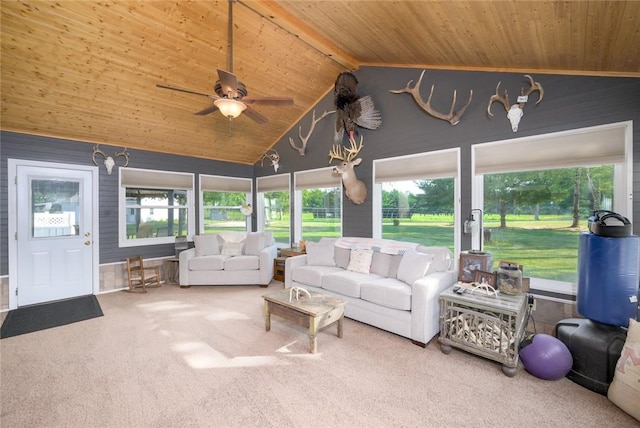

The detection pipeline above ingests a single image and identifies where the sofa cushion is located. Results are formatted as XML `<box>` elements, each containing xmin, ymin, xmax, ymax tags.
<box><xmin>397</xmin><ymin>251</ymin><xmax>433</xmax><ymax>285</ymax></box>
<box><xmin>189</xmin><ymin>255</ymin><xmax>228</xmax><ymax>271</ymax></box>
<box><xmin>243</xmin><ymin>232</ymin><xmax>265</xmax><ymax>256</ymax></box>
<box><xmin>224</xmin><ymin>255</ymin><xmax>260</xmax><ymax>271</ymax></box>
<box><xmin>322</xmin><ymin>271</ymin><xmax>382</xmax><ymax>298</ymax></box>
<box><xmin>221</xmin><ymin>241</ymin><xmax>244</xmax><ymax>256</ymax></box>
<box><xmin>194</xmin><ymin>234</ymin><xmax>220</xmax><ymax>257</ymax></box>
<box><xmin>291</xmin><ymin>265</ymin><xmax>342</xmax><ymax>287</ymax></box>
<box><xmin>347</xmin><ymin>248</ymin><xmax>373</xmax><ymax>273</ymax></box>
<box><xmin>360</xmin><ymin>278</ymin><xmax>412</xmax><ymax>311</ymax></box>
<box><xmin>334</xmin><ymin>247</ymin><xmax>351</xmax><ymax>269</ymax></box>
<box><xmin>305</xmin><ymin>241</ymin><xmax>336</xmax><ymax>266</ymax></box>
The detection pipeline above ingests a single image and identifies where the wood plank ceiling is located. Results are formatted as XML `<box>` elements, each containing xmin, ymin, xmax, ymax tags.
<box><xmin>2</xmin><ymin>1</ymin><xmax>639</xmax><ymax>165</ymax></box>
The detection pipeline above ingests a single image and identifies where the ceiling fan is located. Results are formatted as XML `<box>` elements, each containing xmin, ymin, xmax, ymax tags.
<box><xmin>156</xmin><ymin>0</ymin><xmax>293</xmax><ymax>124</ymax></box>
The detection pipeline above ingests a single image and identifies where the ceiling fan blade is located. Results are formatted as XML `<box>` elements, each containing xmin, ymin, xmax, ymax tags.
<box><xmin>243</xmin><ymin>106</ymin><xmax>269</xmax><ymax>124</ymax></box>
<box><xmin>242</xmin><ymin>96</ymin><xmax>294</xmax><ymax>106</ymax></box>
<box><xmin>217</xmin><ymin>69</ymin><xmax>238</xmax><ymax>98</ymax></box>
<box><xmin>156</xmin><ymin>83</ymin><xmax>215</xmax><ymax>98</ymax></box>
<box><xmin>194</xmin><ymin>104</ymin><xmax>219</xmax><ymax>116</ymax></box>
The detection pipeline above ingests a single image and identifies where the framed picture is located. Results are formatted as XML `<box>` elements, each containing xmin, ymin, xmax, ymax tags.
<box><xmin>458</xmin><ymin>253</ymin><xmax>493</xmax><ymax>283</ymax></box>
<box><xmin>474</xmin><ymin>270</ymin><xmax>496</xmax><ymax>287</ymax></box>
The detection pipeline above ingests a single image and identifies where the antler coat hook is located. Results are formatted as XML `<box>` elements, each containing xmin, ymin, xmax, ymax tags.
<box><xmin>92</xmin><ymin>145</ymin><xmax>129</xmax><ymax>174</ymax></box>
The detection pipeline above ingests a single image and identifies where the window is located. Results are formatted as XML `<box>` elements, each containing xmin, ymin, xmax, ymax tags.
<box><xmin>257</xmin><ymin>174</ymin><xmax>290</xmax><ymax>247</ymax></box>
<box><xmin>373</xmin><ymin>149</ymin><xmax>460</xmax><ymax>255</ymax></box>
<box><xmin>200</xmin><ymin>175</ymin><xmax>252</xmax><ymax>234</ymax></box>
<box><xmin>294</xmin><ymin>167</ymin><xmax>342</xmax><ymax>243</ymax></box>
<box><xmin>473</xmin><ymin>121</ymin><xmax>632</xmax><ymax>297</ymax></box>
<box><xmin>119</xmin><ymin>168</ymin><xmax>194</xmax><ymax>247</ymax></box>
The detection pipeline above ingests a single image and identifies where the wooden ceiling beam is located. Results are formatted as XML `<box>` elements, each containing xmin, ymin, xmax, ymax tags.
<box><xmin>240</xmin><ymin>1</ymin><xmax>360</xmax><ymax>71</ymax></box>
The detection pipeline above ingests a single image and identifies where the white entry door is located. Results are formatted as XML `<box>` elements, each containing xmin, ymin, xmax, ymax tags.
<box><xmin>15</xmin><ymin>164</ymin><xmax>95</xmax><ymax>306</ymax></box>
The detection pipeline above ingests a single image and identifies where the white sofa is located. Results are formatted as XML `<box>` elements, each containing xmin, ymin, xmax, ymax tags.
<box><xmin>285</xmin><ymin>237</ymin><xmax>456</xmax><ymax>346</ymax></box>
<box><xmin>179</xmin><ymin>231</ymin><xmax>277</xmax><ymax>287</ymax></box>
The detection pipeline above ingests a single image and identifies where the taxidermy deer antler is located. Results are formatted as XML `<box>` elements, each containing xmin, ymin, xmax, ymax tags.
<box><xmin>288</xmin><ymin>109</ymin><xmax>335</xmax><ymax>156</ymax></box>
<box><xmin>92</xmin><ymin>144</ymin><xmax>129</xmax><ymax>175</ymax></box>
<box><xmin>328</xmin><ymin>135</ymin><xmax>367</xmax><ymax>205</ymax></box>
<box><xmin>260</xmin><ymin>149</ymin><xmax>280</xmax><ymax>172</ymax></box>
<box><xmin>390</xmin><ymin>70</ymin><xmax>473</xmax><ymax>126</ymax></box>
<box><xmin>487</xmin><ymin>74</ymin><xmax>544</xmax><ymax>132</ymax></box>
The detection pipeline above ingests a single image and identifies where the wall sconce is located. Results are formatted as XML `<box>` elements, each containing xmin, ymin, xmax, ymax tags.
<box><xmin>464</xmin><ymin>209</ymin><xmax>484</xmax><ymax>253</ymax></box>
<box><xmin>260</xmin><ymin>149</ymin><xmax>280</xmax><ymax>172</ymax></box>
<box><xmin>92</xmin><ymin>144</ymin><xmax>129</xmax><ymax>175</ymax></box>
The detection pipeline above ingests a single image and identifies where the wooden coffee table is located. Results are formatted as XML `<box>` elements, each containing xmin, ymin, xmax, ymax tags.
<box><xmin>263</xmin><ymin>288</ymin><xmax>347</xmax><ymax>353</ymax></box>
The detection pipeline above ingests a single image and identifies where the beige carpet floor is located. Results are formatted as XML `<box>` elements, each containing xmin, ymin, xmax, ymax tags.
<box><xmin>1</xmin><ymin>281</ymin><xmax>637</xmax><ymax>427</ymax></box>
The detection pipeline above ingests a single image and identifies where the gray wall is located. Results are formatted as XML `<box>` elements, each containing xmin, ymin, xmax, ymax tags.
<box><xmin>2</xmin><ymin>68</ymin><xmax>639</xmax><ymax>276</ymax></box>
<box><xmin>0</xmin><ymin>131</ymin><xmax>252</xmax><ymax>273</ymax></box>
<box><xmin>257</xmin><ymin>67</ymin><xmax>640</xmax><ymax>245</ymax></box>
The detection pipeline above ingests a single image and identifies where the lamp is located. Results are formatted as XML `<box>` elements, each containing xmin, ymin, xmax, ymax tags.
<box><xmin>214</xmin><ymin>98</ymin><xmax>247</xmax><ymax>119</ymax></box>
<box><xmin>464</xmin><ymin>209</ymin><xmax>484</xmax><ymax>253</ymax></box>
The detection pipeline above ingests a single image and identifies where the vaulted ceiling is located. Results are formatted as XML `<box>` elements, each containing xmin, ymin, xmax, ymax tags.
<box><xmin>2</xmin><ymin>1</ymin><xmax>639</xmax><ymax>165</ymax></box>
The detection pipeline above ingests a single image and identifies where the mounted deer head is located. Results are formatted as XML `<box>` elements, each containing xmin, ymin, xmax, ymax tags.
<box><xmin>260</xmin><ymin>149</ymin><xmax>280</xmax><ymax>172</ymax></box>
<box><xmin>289</xmin><ymin>109</ymin><xmax>335</xmax><ymax>156</ymax></box>
<box><xmin>92</xmin><ymin>144</ymin><xmax>129</xmax><ymax>174</ymax></box>
<box><xmin>487</xmin><ymin>74</ymin><xmax>544</xmax><ymax>132</ymax></box>
<box><xmin>390</xmin><ymin>70</ymin><xmax>473</xmax><ymax>126</ymax></box>
<box><xmin>328</xmin><ymin>135</ymin><xmax>367</xmax><ymax>205</ymax></box>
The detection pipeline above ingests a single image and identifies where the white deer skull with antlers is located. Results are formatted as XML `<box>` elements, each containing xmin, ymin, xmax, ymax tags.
<box><xmin>260</xmin><ymin>149</ymin><xmax>280</xmax><ymax>172</ymax></box>
<box><xmin>328</xmin><ymin>135</ymin><xmax>367</xmax><ymax>205</ymax></box>
<box><xmin>487</xmin><ymin>75</ymin><xmax>544</xmax><ymax>132</ymax></box>
<box><xmin>92</xmin><ymin>144</ymin><xmax>129</xmax><ymax>174</ymax></box>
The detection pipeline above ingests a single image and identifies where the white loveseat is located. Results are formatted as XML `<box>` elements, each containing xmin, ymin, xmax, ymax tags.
<box><xmin>285</xmin><ymin>237</ymin><xmax>456</xmax><ymax>346</ymax></box>
<box><xmin>179</xmin><ymin>231</ymin><xmax>277</xmax><ymax>287</ymax></box>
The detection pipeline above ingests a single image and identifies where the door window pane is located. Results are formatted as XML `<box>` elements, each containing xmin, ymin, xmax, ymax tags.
<box><xmin>31</xmin><ymin>179</ymin><xmax>80</xmax><ymax>237</ymax></box>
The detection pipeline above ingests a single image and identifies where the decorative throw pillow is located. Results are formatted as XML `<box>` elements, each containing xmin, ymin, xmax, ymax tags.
<box><xmin>347</xmin><ymin>249</ymin><xmax>373</xmax><ymax>274</ymax></box>
<box><xmin>608</xmin><ymin>318</ymin><xmax>640</xmax><ymax>421</ymax></box>
<box><xmin>370</xmin><ymin>251</ymin><xmax>393</xmax><ymax>277</ymax></box>
<box><xmin>334</xmin><ymin>247</ymin><xmax>351</xmax><ymax>269</ymax></box>
<box><xmin>218</xmin><ymin>231</ymin><xmax>246</xmax><ymax>243</ymax></box>
<box><xmin>397</xmin><ymin>251</ymin><xmax>433</xmax><ymax>285</ymax></box>
<box><xmin>243</xmin><ymin>232</ymin><xmax>264</xmax><ymax>256</ymax></box>
<box><xmin>194</xmin><ymin>234</ymin><xmax>220</xmax><ymax>257</ymax></box>
<box><xmin>221</xmin><ymin>241</ymin><xmax>244</xmax><ymax>256</ymax></box>
<box><xmin>305</xmin><ymin>241</ymin><xmax>336</xmax><ymax>266</ymax></box>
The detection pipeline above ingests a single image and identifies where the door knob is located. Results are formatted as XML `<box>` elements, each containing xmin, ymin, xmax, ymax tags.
<box><xmin>84</xmin><ymin>232</ymin><xmax>90</xmax><ymax>237</ymax></box>
<box><xmin>84</xmin><ymin>240</ymin><xmax>91</xmax><ymax>246</ymax></box>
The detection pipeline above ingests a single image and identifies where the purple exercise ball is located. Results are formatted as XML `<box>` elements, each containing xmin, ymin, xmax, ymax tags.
<box><xmin>519</xmin><ymin>334</ymin><xmax>573</xmax><ymax>380</ymax></box>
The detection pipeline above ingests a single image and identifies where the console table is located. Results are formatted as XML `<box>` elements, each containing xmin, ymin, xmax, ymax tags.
<box><xmin>438</xmin><ymin>284</ymin><xmax>528</xmax><ymax>377</ymax></box>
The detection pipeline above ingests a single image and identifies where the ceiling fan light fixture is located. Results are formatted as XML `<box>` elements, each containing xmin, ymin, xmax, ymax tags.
<box><xmin>214</xmin><ymin>98</ymin><xmax>247</xmax><ymax>119</ymax></box>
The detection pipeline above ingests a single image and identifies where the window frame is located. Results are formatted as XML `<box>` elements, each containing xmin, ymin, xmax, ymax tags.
<box><xmin>294</xmin><ymin>166</ymin><xmax>343</xmax><ymax>244</ymax></box>
<box><xmin>199</xmin><ymin>174</ymin><xmax>252</xmax><ymax>235</ymax></box>
<box><xmin>471</xmin><ymin>121</ymin><xmax>633</xmax><ymax>300</ymax></box>
<box><xmin>372</xmin><ymin>148</ymin><xmax>461</xmax><ymax>257</ymax></box>
<box><xmin>118</xmin><ymin>167</ymin><xmax>195</xmax><ymax>247</ymax></box>
<box><xmin>256</xmin><ymin>173</ymin><xmax>291</xmax><ymax>248</ymax></box>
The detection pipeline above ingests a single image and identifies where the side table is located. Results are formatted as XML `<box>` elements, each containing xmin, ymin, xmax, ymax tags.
<box><xmin>280</xmin><ymin>247</ymin><xmax>305</xmax><ymax>258</ymax></box>
<box><xmin>273</xmin><ymin>257</ymin><xmax>286</xmax><ymax>282</ymax></box>
<box><xmin>438</xmin><ymin>284</ymin><xmax>528</xmax><ymax>377</ymax></box>
<box><xmin>164</xmin><ymin>257</ymin><xmax>181</xmax><ymax>286</ymax></box>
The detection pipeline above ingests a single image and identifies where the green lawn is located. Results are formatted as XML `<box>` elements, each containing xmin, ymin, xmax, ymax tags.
<box><xmin>198</xmin><ymin>213</ymin><xmax>584</xmax><ymax>282</ymax></box>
